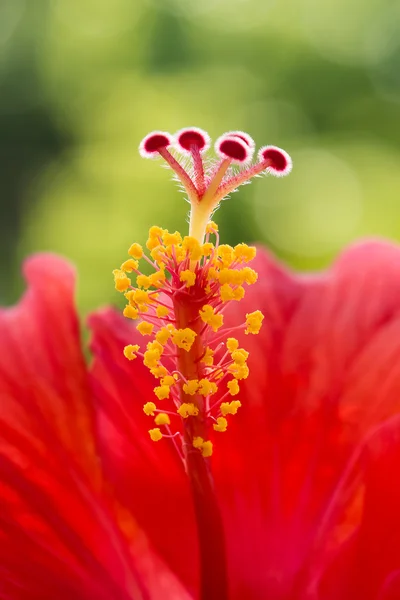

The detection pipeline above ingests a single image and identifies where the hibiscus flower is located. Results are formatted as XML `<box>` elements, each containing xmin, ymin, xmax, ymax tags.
<box><xmin>1</xmin><ymin>128</ymin><xmax>400</xmax><ymax>600</ymax></box>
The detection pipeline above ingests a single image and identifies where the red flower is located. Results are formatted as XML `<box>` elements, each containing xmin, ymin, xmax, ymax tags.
<box><xmin>2</xmin><ymin>242</ymin><xmax>400</xmax><ymax>599</ymax></box>
<box><xmin>2</xmin><ymin>128</ymin><xmax>400</xmax><ymax>600</ymax></box>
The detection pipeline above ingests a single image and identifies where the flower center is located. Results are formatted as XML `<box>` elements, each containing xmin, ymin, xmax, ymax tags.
<box><xmin>113</xmin><ymin>222</ymin><xmax>263</xmax><ymax>459</ymax></box>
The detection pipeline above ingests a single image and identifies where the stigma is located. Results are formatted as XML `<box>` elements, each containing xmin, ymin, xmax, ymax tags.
<box><xmin>114</xmin><ymin>127</ymin><xmax>292</xmax><ymax>460</ymax></box>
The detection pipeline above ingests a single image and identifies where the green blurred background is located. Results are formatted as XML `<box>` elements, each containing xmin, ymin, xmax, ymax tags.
<box><xmin>1</xmin><ymin>0</ymin><xmax>400</xmax><ymax>313</ymax></box>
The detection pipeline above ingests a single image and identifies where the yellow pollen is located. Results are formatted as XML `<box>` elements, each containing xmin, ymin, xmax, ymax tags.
<box><xmin>149</xmin><ymin>270</ymin><xmax>166</xmax><ymax>288</ymax></box>
<box><xmin>123</xmin><ymin>305</ymin><xmax>139</xmax><ymax>320</ymax></box>
<box><xmin>161</xmin><ymin>375</ymin><xmax>175</xmax><ymax>387</ymax></box>
<box><xmin>227</xmin><ymin>379</ymin><xmax>240</xmax><ymax>395</ymax></box>
<box><xmin>171</xmin><ymin>328</ymin><xmax>197</xmax><ymax>352</ymax></box>
<box><xmin>144</xmin><ymin>349</ymin><xmax>162</xmax><ymax>368</ymax></box>
<box><xmin>154</xmin><ymin>385</ymin><xmax>170</xmax><ymax>400</ymax></box>
<box><xmin>150</xmin><ymin>365</ymin><xmax>168</xmax><ymax>378</ymax></box>
<box><xmin>182</xmin><ymin>379</ymin><xmax>199</xmax><ymax>395</ymax></box>
<box><xmin>149</xmin><ymin>428</ymin><xmax>163</xmax><ymax>441</ymax></box>
<box><xmin>217</xmin><ymin>244</ymin><xmax>234</xmax><ymax>267</ymax></box>
<box><xmin>231</xmin><ymin>349</ymin><xmax>249</xmax><ymax>365</ymax></box>
<box><xmin>143</xmin><ymin>402</ymin><xmax>156</xmax><ymax>416</ymax></box>
<box><xmin>113</xmin><ymin>269</ymin><xmax>131</xmax><ymax>292</ymax></box>
<box><xmin>137</xmin><ymin>321</ymin><xmax>154</xmax><ymax>336</ymax></box>
<box><xmin>132</xmin><ymin>289</ymin><xmax>151</xmax><ymax>306</ymax></box>
<box><xmin>220</xmin><ymin>400</ymin><xmax>242</xmax><ymax>416</ymax></box>
<box><xmin>206</xmin><ymin>221</ymin><xmax>218</xmax><ymax>233</ymax></box>
<box><xmin>180</xmin><ymin>270</ymin><xmax>196</xmax><ymax>288</ymax></box>
<box><xmin>155</xmin><ymin>327</ymin><xmax>171</xmax><ymax>345</ymax></box>
<box><xmin>128</xmin><ymin>243</ymin><xmax>143</xmax><ymax>259</ymax></box>
<box><xmin>155</xmin><ymin>413</ymin><xmax>170</xmax><ymax>426</ymax></box>
<box><xmin>198</xmin><ymin>379</ymin><xmax>218</xmax><ymax>396</ymax></box>
<box><xmin>136</xmin><ymin>274</ymin><xmax>152</xmax><ymax>289</ymax></box>
<box><xmin>242</xmin><ymin>267</ymin><xmax>258</xmax><ymax>285</ymax></box>
<box><xmin>120</xmin><ymin>259</ymin><xmax>139</xmax><ymax>272</ymax></box>
<box><xmin>213</xmin><ymin>416</ymin><xmax>228</xmax><ymax>432</ymax></box>
<box><xmin>229</xmin><ymin>363</ymin><xmax>249</xmax><ymax>380</ymax></box>
<box><xmin>201</xmin><ymin>440</ymin><xmax>213</xmax><ymax>457</ymax></box>
<box><xmin>123</xmin><ymin>344</ymin><xmax>140</xmax><ymax>360</ymax></box>
<box><xmin>182</xmin><ymin>236</ymin><xmax>202</xmax><ymax>261</ymax></box>
<box><xmin>156</xmin><ymin>305</ymin><xmax>170</xmax><ymax>318</ymax></box>
<box><xmin>234</xmin><ymin>243</ymin><xmax>257</xmax><ymax>263</ymax></box>
<box><xmin>162</xmin><ymin>231</ymin><xmax>182</xmax><ymax>246</ymax></box>
<box><xmin>245</xmin><ymin>310</ymin><xmax>264</xmax><ymax>335</ymax></box>
<box><xmin>201</xmin><ymin>346</ymin><xmax>214</xmax><ymax>366</ymax></box>
<box><xmin>147</xmin><ymin>226</ymin><xmax>165</xmax><ymax>250</ymax></box>
<box><xmin>199</xmin><ymin>305</ymin><xmax>224</xmax><ymax>332</ymax></box>
<box><xmin>201</xmin><ymin>242</ymin><xmax>214</xmax><ymax>257</ymax></box>
<box><xmin>192</xmin><ymin>437</ymin><xmax>213</xmax><ymax>457</ymax></box>
<box><xmin>227</xmin><ymin>337</ymin><xmax>239</xmax><ymax>352</ymax></box>
<box><xmin>177</xmin><ymin>403</ymin><xmax>199</xmax><ymax>418</ymax></box>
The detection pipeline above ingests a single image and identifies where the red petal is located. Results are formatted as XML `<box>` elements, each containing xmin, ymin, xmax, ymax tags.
<box><xmin>0</xmin><ymin>254</ymin><xmax>191</xmax><ymax>599</ymax></box>
<box><xmin>213</xmin><ymin>241</ymin><xmax>400</xmax><ymax>597</ymax></box>
<box><xmin>88</xmin><ymin>308</ymin><xmax>199</xmax><ymax>593</ymax></box>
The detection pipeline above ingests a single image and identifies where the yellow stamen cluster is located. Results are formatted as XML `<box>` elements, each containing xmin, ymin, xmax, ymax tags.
<box><xmin>113</xmin><ymin>225</ymin><xmax>264</xmax><ymax>457</ymax></box>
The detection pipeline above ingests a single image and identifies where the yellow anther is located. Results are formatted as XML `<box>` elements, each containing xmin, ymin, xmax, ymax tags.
<box><xmin>147</xmin><ymin>340</ymin><xmax>163</xmax><ymax>353</ymax></box>
<box><xmin>143</xmin><ymin>402</ymin><xmax>156</xmax><ymax>416</ymax></box>
<box><xmin>245</xmin><ymin>310</ymin><xmax>264</xmax><ymax>335</ymax></box>
<box><xmin>206</xmin><ymin>221</ymin><xmax>218</xmax><ymax>234</ymax></box>
<box><xmin>220</xmin><ymin>284</ymin><xmax>236</xmax><ymax>302</ymax></box>
<box><xmin>155</xmin><ymin>327</ymin><xmax>171</xmax><ymax>345</ymax></box>
<box><xmin>156</xmin><ymin>305</ymin><xmax>170</xmax><ymax>318</ymax></box>
<box><xmin>155</xmin><ymin>413</ymin><xmax>170</xmax><ymax>426</ymax></box>
<box><xmin>192</xmin><ymin>437</ymin><xmax>213</xmax><ymax>457</ymax></box>
<box><xmin>177</xmin><ymin>403</ymin><xmax>199</xmax><ymax>418</ymax></box>
<box><xmin>132</xmin><ymin>289</ymin><xmax>151</xmax><ymax>306</ymax></box>
<box><xmin>201</xmin><ymin>242</ymin><xmax>214</xmax><ymax>257</ymax></box>
<box><xmin>113</xmin><ymin>269</ymin><xmax>131</xmax><ymax>292</ymax></box>
<box><xmin>217</xmin><ymin>244</ymin><xmax>235</xmax><ymax>267</ymax></box>
<box><xmin>193</xmin><ymin>436</ymin><xmax>204</xmax><ymax>449</ymax></box>
<box><xmin>231</xmin><ymin>349</ymin><xmax>249</xmax><ymax>365</ymax></box>
<box><xmin>227</xmin><ymin>379</ymin><xmax>240</xmax><ymax>395</ymax></box>
<box><xmin>123</xmin><ymin>344</ymin><xmax>140</xmax><ymax>360</ymax></box>
<box><xmin>136</xmin><ymin>274</ymin><xmax>151</xmax><ymax>289</ymax></box>
<box><xmin>162</xmin><ymin>231</ymin><xmax>182</xmax><ymax>246</ymax></box>
<box><xmin>137</xmin><ymin>321</ymin><xmax>154</xmax><ymax>336</ymax></box>
<box><xmin>227</xmin><ymin>337</ymin><xmax>239</xmax><ymax>352</ymax></box>
<box><xmin>199</xmin><ymin>305</ymin><xmax>224</xmax><ymax>332</ymax></box>
<box><xmin>146</xmin><ymin>226</ymin><xmax>165</xmax><ymax>250</ymax></box>
<box><xmin>161</xmin><ymin>375</ymin><xmax>175</xmax><ymax>387</ymax></box>
<box><xmin>233</xmin><ymin>286</ymin><xmax>245</xmax><ymax>301</ymax></box>
<box><xmin>229</xmin><ymin>363</ymin><xmax>249</xmax><ymax>380</ymax></box>
<box><xmin>183</xmin><ymin>379</ymin><xmax>199</xmax><ymax>395</ymax></box>
<box><xmin>182</xmin><ymin>236</ymin><xmax>202</xmax><ymax>261</ymax></box>
<box><xmin>149</xmin><ymin>270</ymin><xmax>166</xmax><ymax>288</ymax></box>
<box><xmin>154</xmin><ymin>385</ymin><xmax>170</xmax><ymax>400</ymax></box>
<box><xmin>220</xmin><ymin>400</ymin><xmax>242</xmax><ymax>416</ymax></box>
<box><xmin>128</xmin><ymin>243</ymin><xmax>143</xmax><ymax>259</ymax></box>
<box><xmin>198</xmin><ymin>379</ymin><xmax>218</xmax><ymax>396</ymax></box>
<box><xmin>150</xmin><ymin>365</ymin><xmax>168</xmax><ymax>378</ymax></box>
<box><xmin>123</xmin><ymin>305</ymin><xmax>139</xmax><ymax>320</ymax></box>
<box><xmin>144</xmin><ymin>350</ymin><xmax>161</xmax><ymax>368</ymax></box>
<box><xmin>201</xmin><ymin>440</ymin><xmax>213</xmax><ymax>457</ymax></box>
<box><xmin>218</xmin><ymin>268</ymin><xmax>237</xmax><ymax>285</ymax></box>
<box><xmin>201</xmin><ymin>346</ymin><xmax>214</xmax><ymax>366</ymax></box>
<box><xmin>149</xmin><ymin>428</ymin><xmax>163</xmax><ymax>441</ymax></box>
<box><xmin>171</xmin><ymin>328</ymin><xmax>197</xmax><ymax>352</ymax></box>
<box><xmin>241</xmin><ymin>267</ymin><xmax>258</xmax><ymax>285</ymax></box>
<box><xmin>213</xmin><ymin>417</ymin><xmax>228</xmax><ymax>432</ymax></box>
<box><xmin>180</xmin><ymin>270</ymin><xmax>196</xmax><ymax>288</ymax></box>
<box><xmin>120</xmin><ymin>259</ymin><xmax>139</xmax><ymax>272</ymax></box>
<box><xmin>234</xmin><ymin>243</ymin><xmax>256</xmax><ymax>263</ymax></box>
